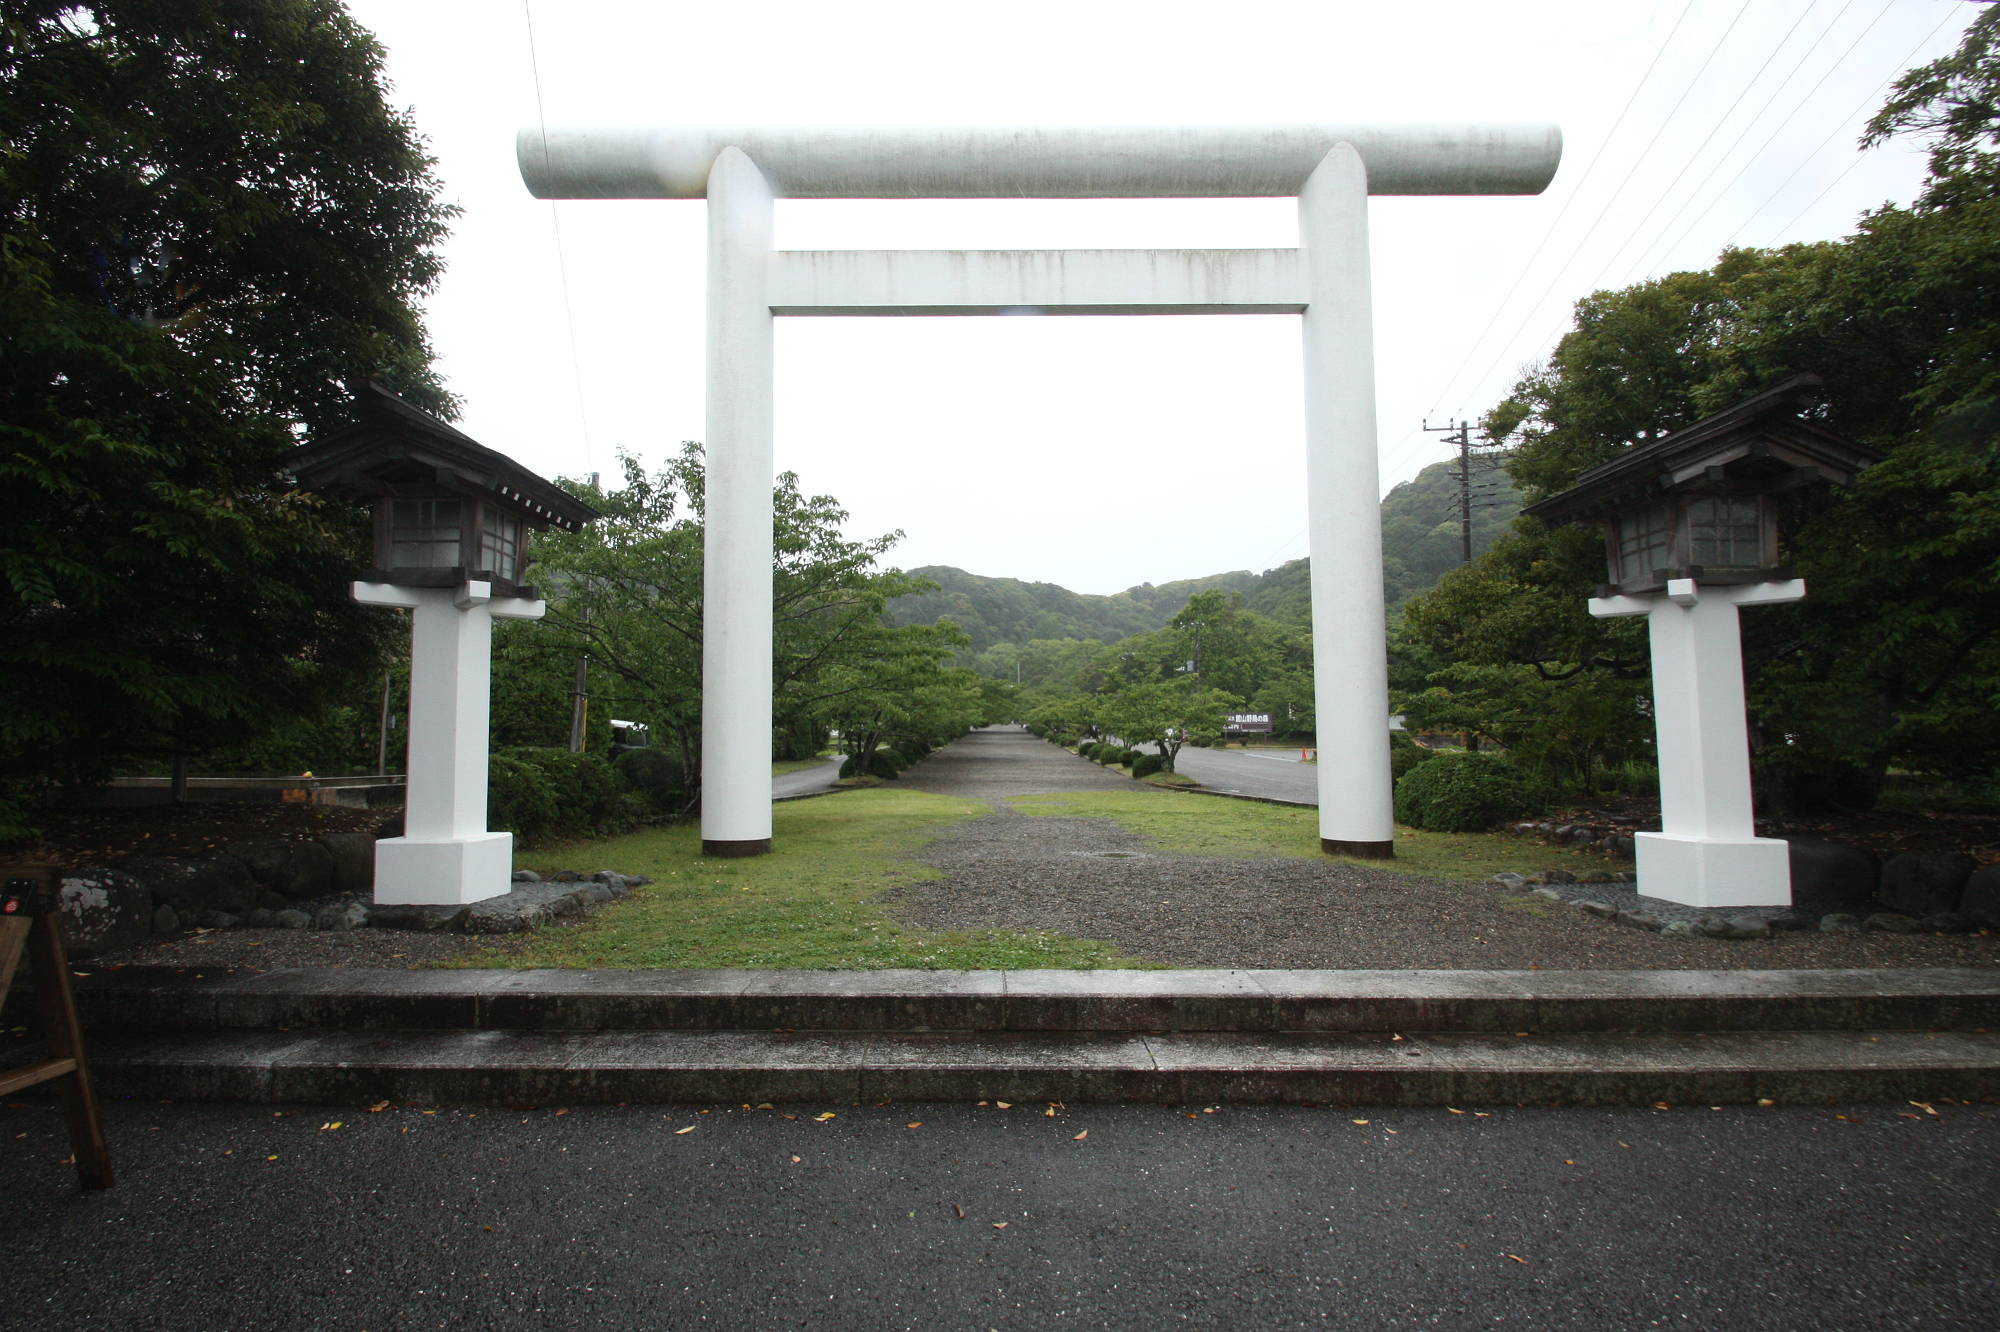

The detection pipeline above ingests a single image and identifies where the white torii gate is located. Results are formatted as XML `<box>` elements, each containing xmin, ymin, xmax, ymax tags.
<box><xmin>517</xmin><ymin>124</ymin><xmax>1562</xmax><ymax>859</ymax></box>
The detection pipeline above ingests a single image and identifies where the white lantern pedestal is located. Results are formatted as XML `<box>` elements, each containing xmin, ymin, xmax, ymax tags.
<box><xmin>355</xmin><ymin>580</ymin><xmax>547</xmax><ymax>906</ymax></box>
<box><xmin>1590</xmin><ymin>577</ymin><xmax>1801</xmax><ymax>908</ymax></box>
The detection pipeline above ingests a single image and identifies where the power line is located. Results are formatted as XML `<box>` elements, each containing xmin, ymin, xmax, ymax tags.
<box><xmin>1577</xmin><ymin>0</ymin><xmax>1832</xmax><ymax>296</ymax></box>
<box><xmin>1722</xmin><ymin>4</ymin><xmax>1965</xmax><ymax>250</ymax></box>
<box><xmin>1422</xmin><ymin>0</ymin><xmax>1702</xmax><ymax>425</ymax></box>
<box><xmin>522</xmin><ymin>0</ymin><xmax>598</xmax><ymax>476</ymax></box>
<box><xmin>1446</xmin><ymin>0</ymin><xmax>1761</xmax><ymax>428</ymax></box>
<box><xmin>1614</xmin><ymin>0</ymin><xmax>1876</xmax><ymax>286</ymax></box>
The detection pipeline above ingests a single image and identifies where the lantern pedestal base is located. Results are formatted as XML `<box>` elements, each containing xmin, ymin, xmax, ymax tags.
<box><xmin>1635</xmin><ymin>832</ymin><xmax>1791</xmax><ymax>909</ymax></box>
<box><xmin>373</xmin><ymin>833</ymin><xmax>514</xmax><ymax>906</ymax></box>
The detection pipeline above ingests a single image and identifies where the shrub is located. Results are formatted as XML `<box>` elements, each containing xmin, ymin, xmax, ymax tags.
<box><xmin>488</xmin><ymin>752</ymin><xmax>562</xmax><ymax>842</ymax></box>
<box><xmin>491</xmin><ymin>747</ymin><xmax>628</xmax><ymax>844</ymax></box>
<box><xmin>1390</xmin><ymin>732</ymin><xmax>1441</xmax><ymax>783</ymax></box>
<box><xmin>614</xmin><ymin>747</ymin><xmax>687</xmax><ymax>810</ymax></box>
<box><xmin>1131</xmin><ymin>753</ymin><xmax>1164</xmax><ymax>779</ymax></box>
<box><xmin>1098</xmin><ymin>746</ymin><xmax>1128</xmax><ymax>766</ymax></box>
<box><xmin>1078</xmin><ymin>741</ymin><xmax>1098</xmax><ymax>759</ymax></box>
<box><xmin>1118</xmin><ymin>748</ymin><xmax>1137</xmax><ymax>768</ymax></box>
<box><xmin>1392</xmin><ymin>752</ymin><xmax>1544</xmax><ymax>832</ymax></box>
<box><xmin>867</xmin><ymin>749</ymin><xmax>902</xmax><ymax>780</ymax></box>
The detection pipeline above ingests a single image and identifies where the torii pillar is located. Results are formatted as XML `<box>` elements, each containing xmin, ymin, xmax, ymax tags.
<box><xmin>518</xmin><ymin>123</ymin><xmax>1562</xmax><ymax>858</ymax></box>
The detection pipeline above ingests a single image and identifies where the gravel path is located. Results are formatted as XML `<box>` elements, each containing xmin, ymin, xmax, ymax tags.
<box><xmin>888</xmin><ymin>728</ymin><xmax>2000</xmax><ymax>971</ymax></box>
<box><xmin>100</xmin><ymin>727</ymin><xmax>2000</xmax><ymax>972</ymax></box>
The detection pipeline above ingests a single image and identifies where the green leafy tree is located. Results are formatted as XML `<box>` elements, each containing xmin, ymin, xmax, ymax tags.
<box><xmin>1100</xmin><ymin>679</ymin><xmax>1244</xmax><ymax>773</ymax></box>
<box><xmin>525</xmin><ymin>445</ymin><xmax>966</xmax><ymax>807</ymax></box>
<box><xmin>1405</xmin><ymin>13</ymin><xmax>2000</xmax><ymax>810</ymax></box>
<box><xmin>0</xmin><ymin>0</ymin><xmax>455</xmax><ymax>834</ymax></box>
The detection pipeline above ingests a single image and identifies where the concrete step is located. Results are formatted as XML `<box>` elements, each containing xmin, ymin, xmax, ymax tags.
<box><xmin>80</xmin><ymin>1027</ymin><xmax>2000</xmax><ymax>1107</ymax></box>
<box><xmin>56</xmin><ymin>966</ymin><xmax>2000</xmax><ymax>1036</ymax></box>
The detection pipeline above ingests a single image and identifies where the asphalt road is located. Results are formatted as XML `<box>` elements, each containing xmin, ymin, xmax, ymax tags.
<box><xmin>773</xmin><ymin>757</ymin><xmax>844</xmax><ymax>800</ymax></box>
<box><xmin>1167</xmin><ymin>744</ymin><xmax>1320</xmax><ymax>805</ymax></box>
<box><xmin>5</xmin><ymin>1095</ymin><xmax>1995</xmax><ymax>1330</ymax></box>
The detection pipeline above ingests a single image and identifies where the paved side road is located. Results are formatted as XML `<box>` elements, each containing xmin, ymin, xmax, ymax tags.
<box><xmin>5</xmin><ymin>1096</ymin><xmax>1995</xmax><ymax>1330</ymax></box>
<box><xmin>1167</xmin><ymin>743</ymin><xmax>1320</xmax><ymax>804</ymax></box>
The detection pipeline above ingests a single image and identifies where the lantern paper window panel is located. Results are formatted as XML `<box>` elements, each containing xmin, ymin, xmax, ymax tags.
<box><xmin>480</xmin><ymin>508</ymin><xmax>523</xmax><ymax>582</ymax></box>
<box><xmin>1688</xmin><ymin>495</ymin><xmax>1763</xmax><ymax>569</ymax></box>
<box><xmin>1614</xmin><ymin>503</ymin><xmax>1672</xmax><ymax>583</ymax></box>
<box><xmin>390</xmin><ymin>499</ymin><xmax>464</xmax><ymax>569</ymax></box>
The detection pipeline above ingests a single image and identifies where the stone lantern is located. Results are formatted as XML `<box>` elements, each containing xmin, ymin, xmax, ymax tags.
<box><xmin>1524</xmin><ymin>374</ymin><xmax>1877</xmax><ymax>908</ymax></box>
<box><xmin>288</xmin><ymin>384</ymin><xmax>601</xmax><ymax>906</ymax></box>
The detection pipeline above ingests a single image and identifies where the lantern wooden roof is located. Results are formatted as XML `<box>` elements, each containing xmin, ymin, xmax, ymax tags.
<box><xmin>1524</xmin><ymin>374</ymin><xmax>1879</xmax><ymax>528</ymax></box>
<box><xmin>286</xmin><ymin>382</ymin><xmax>602</xmax><ymax>532</ymax></box>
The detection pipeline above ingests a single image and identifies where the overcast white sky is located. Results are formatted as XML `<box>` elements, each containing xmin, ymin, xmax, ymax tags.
<box><xmin>341</xmin><ymin>0</ymin><xmax>1977</xmax><ymax>595</ymax></box>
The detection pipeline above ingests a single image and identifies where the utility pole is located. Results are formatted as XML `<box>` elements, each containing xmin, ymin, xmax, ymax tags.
<box><xmin>568</xmin><ymin>653</ymin><xmax>590</xmax><ymax>753</ymax></box>
<box><xmin>1422</xmin><ymin>418</ymin><xmax>1510</xmax><ymax>565</ymax></box>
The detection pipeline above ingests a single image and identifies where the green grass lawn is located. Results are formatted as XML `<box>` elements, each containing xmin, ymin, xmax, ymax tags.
<box><xmin>1007</xmin><ymin>789</ymin><xmax>1622</xmax><ymax>880</ymax></box>
<box><xmin>770</xmin><ymin>755</ymin><xmax>835</xmax><ymax>776</ymax></box>
<box><xmin>473</xmin><ymin>789</ymin><xmax>1150</xmax><ymax>971</ymax></box>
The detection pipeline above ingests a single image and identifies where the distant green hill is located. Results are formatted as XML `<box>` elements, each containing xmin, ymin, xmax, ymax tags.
<box><xmin>886</xmin><ymin>455</ymin><xmax>1519</xmax><ymax>651</ymax></box>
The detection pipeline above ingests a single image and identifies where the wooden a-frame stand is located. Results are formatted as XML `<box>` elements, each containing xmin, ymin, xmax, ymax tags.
<box><xmin>2</xmin><ymin>864</ymin><xmax>113</xmax><ymax>1190</ymax></box>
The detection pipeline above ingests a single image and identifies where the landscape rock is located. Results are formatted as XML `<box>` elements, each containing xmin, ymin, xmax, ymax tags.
<box><xmin>271</xmin><ymin>909</ymin><xmax>313</xmax><ymax>930</ymax></box>
<box><xmin>367</xmin><ymin>903</ymin><xmax>470</xmax><ymax>932</ymax></box>
<box><xmin>317</xmin><ymin>832</ymin><xmax>377</xmax><ymax>896</ymax></box>
<box><xmin>1958</xmin><ymin>864</ymin><xmax>2000</xmax><ymax>927</ymax></box>
<box><xmin>1878</xmin><ymin>851</ymin><xmax>1976</xmax><ymax>917</ymax></box>
<box><xmin>1662</xmin><ymin>920</ymin><xmax>1700</xmax><ymax>938</ymax></box>
<box><xmin>198</xmin><ymin>911</ymin><xmax>241</xmax><ymax>929</ymax></box>
<box><xmin>1578</xmin><ymin>900</ymin><xmax>1617</xmax><ymax>919</ymax></box>
<box><xmin>1819</xmin><ymin>913</ymin><xmax>1862</xmax><ymax>933</ymax></box>
<box><xmin>118</xmin><ymin>853</ymin><xmax>259</xmax><ymax>918</ymax></box>
<box><xmin>225</xmin><ymin>839</ymin><xmax>336</xmax><ymax>903</ymax></box>
<box><xmin>1722</xmin><ymin>915</ymin><xmax>1772</xmax><ymax>940</ymax></box>
<box><xmin>245</xmin><ymin>908</ymin><xmax>275</xmax><ymax>928</ymax></box>
<box><xmin>1787</xmin><ymin>840</ymin><xmax>1880</xmax><ymax>914</ymax></box>
<box><xmin>511</xmin><ymin>869</ymin><xmax>541</xmax><ymax>883</ymax></box>
<box><xmin>314</xmin><ymin>901</ymin><xmax>370</xmax><ymax>931</ymax></box>
<box><xmin>55</xmin><ymin>866</ymin><xmax>153</xmax><ymax>958</ymax></box>
<box><xmin>1919</xmin><ymin>912</ymin><xmax>1970</xmax><ymax>934</ymax></box>
<box><xmin>151</xmin><ymin>904</ymin><xmax>180</xmax><ymax>935</ymax></box>
<box><xmin>1490</xmin><ymin>873</ymin><xmax>1529</xmax><ymax>890</ymax></box>
<box><xmin>1615</xmin><ymin>910</ymin><xmax>1663</xmax><ymax>932</ymax></box>
<box><xmin>1864</xmin><ymin>912</ymin><xmax>1923</xmax><ymax>934</ymax></box>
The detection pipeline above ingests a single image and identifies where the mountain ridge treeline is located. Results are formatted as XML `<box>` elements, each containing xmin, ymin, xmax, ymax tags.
<box><xmin>885</xmin><ymin>453</ymin><xmax>1520</xmax><ymax>652</ymax></box>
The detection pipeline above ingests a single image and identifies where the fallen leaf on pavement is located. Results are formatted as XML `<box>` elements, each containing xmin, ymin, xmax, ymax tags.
<box><xmin>673</xmin><ymin>1126</ymin><xmax>697</xmax><ymax>1135</ymax></box>
<box><xmin>368</xmin><ymin>1101</ymin><xmax>390</xmax><ymax>1113</ymax></box>
<box><xmin>1506</xmin><ymin>1254</ymin><xmax>1527</xmax><ymax>1264</ymax></box>
<box><xmin>319</xmin><ymin>1121</ymin><xmax>342</xmax><ymax>1131</ymax></box>
<box><xmin>1073</xmin><ymin>1130</ymin><xmax>1088</xmax><ymax>1141</ymax></box>
<box><xmin>992</xmin><ymin>1222</ymin><xmax>1008</xmax><ymax>1230</ymax></box>
<box><xmin>815</xmin><ymin>1112</ymin><xmax>837</xmax><ymax>1122</ymax></box>
<box><xmin>907</xmin><ymin>1122</ymin><xmax>923</xmax><ymax>1129</ymax></box>
<box><xmin>952</xmin><ymin>1203</ymin><xmax>965</xmax><ymax>1219</ymax></box>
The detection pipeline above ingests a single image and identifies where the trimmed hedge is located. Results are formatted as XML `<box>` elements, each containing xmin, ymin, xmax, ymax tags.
<box><xmin>490</xmin><ymin>747</ymin><xmax>634</xmax><ymax>845</ymax></box>
<box><xmin>839</xmin><ymin>749</ymin><xmax>903</xmax><ymax>780</ymax></box>
<box><xmin>614</xmin><ymin>747</ymin><xmax>687</xmax><ymax>810</ymax></box>
<box><xmin>1392</xmin><ymin>751</ymin><xmax>1544</xmax><ymax>832</ymax></box>
<box><xmin>1131</xmin><ymin>752</ymin><xmax>1164</xmax><ymax>778</ymax></box>
<box><xmin>1390</xmin><ymin>732</ymin><xmax>1442</xmax><ymax>783</ymax></box>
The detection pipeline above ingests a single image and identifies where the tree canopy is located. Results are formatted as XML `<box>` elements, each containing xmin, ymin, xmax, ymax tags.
<box><xmin>1</xmin><ymin>1</ymin><xmax>455</xmax><ymax>833</ymax></box>
<box><xmin>1398</xmin><ymin>10</ymin><xmax>2000</xmax><ymax>810</ymax></box>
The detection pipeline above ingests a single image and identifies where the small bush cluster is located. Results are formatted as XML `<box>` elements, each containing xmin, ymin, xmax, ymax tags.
<box><xmin>1392</xmin><ymin>752</ymin><xmax>1544</xmax><ymax>833</ymax></box>
<box><xmin>490</xmin><ymin>747</ymin><xmax>656</xmax><ymax>845</ymax></box>
<box><xmin>1132</xmin><ymin>752</ymin><xmax>1164</xmax><ymax>779</ymax></box>
<box><xmin>1390</xmin><ymin>732</ymin><xmax>1442</xmax><ymax>783</ymax></box>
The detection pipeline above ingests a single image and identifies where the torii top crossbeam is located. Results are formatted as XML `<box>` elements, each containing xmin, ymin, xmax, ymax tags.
<box><xmin>517</xmin><ymin>123</ymin><xmax>1562</xmax><ymax>199</ymax></box>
